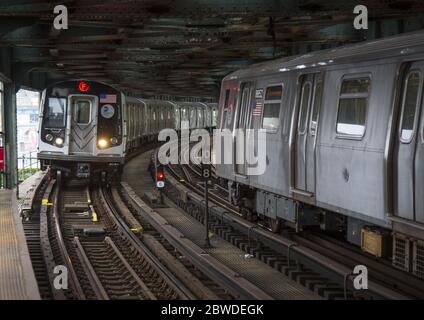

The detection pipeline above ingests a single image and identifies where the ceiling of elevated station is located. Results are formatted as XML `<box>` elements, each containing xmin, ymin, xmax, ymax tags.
<box><xmin>1</xmin><ymin>0</ymin><xmax>424</xmax><ymax>100</ymax></box>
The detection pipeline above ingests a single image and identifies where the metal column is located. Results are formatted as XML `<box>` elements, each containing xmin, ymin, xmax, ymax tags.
<box><xmin>3</xmin><ymin>82</ymin><xmax>17</xmax><ymax>188</ymax></box>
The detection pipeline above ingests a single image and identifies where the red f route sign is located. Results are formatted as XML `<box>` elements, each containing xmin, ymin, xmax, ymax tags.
<box><xmin>0</xmin><ymin>147</ymin><xmax>4</xmax><ymax>171</ymax></box>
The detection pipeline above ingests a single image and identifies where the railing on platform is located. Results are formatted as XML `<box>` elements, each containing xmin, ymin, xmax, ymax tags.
<box><xmin>17</xmin><ymin>150</ymin><xmax>39</xmax><ymax>183</ymax></box>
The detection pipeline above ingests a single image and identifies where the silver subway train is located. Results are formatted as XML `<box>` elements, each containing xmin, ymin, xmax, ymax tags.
<box><xmin>37</xmin><ymin>80</ymin><xmax>218</xmax><ymax>182</ymax></box>
<box><xmin>215</xmin><ymin>30</ymin><xmax>424</xmax><ymax>277</ymax></box>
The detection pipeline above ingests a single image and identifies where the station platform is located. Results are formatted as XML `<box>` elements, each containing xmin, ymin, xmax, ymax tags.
<box><xmin>123</xmin><ymin>151</ymin><xmax>320</xmax><ymax>300</ymax></box>
<box><xmin>0</xmin><ymin>187</ymin><xmax>40</xmax><ymax>299</ymax></box>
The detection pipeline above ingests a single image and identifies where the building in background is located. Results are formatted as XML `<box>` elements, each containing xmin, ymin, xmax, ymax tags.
<box><xmin>16</xmin><ymin>89</ymin><xmax>39</xmax><ymax>168</ymax></box>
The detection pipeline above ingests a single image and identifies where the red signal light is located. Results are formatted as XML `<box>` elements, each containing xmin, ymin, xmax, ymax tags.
<box><xmin>78</xmin><ymin>81</ymin><xmax>90</xmax><ymax>92</ymax></box>
<box><xmin>156</xmin><ymin>171</ymin><xmax>165</xmax><ymax>180</ymax></box>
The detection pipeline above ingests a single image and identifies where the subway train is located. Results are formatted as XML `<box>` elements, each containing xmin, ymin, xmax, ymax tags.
<box><xmin>37</xmin><ymin>80</ymin><xmax>218</xmax><ymax>182</ymax></box>
<box><xmin>215</xmin><ymin>30</ymin><xmax>424</xmax><ymax>278</ymax></box>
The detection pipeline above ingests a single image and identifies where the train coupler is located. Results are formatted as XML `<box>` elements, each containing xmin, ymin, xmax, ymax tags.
<box><xmin>76</xmin><ymin>163</ymin><xmax>90</xmax><ymax>179</ymax></box>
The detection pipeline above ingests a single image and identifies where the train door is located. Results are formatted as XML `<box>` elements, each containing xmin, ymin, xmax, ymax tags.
<box><xmin>234</xmin><ymin>82</ymin><xmax>252</xmax><ymax>176</ymax></box>
<box><xmin>294</xmin><ymin>73</ymin><xmax>323</xmax><ymax>195</ymax></box>
<box><xmin>68</xmin><ymin>95</ymin><xmax>98</xmax><ymax>155</ymax></box>
<box><xmin>175</xmin><ymin>106</ymin><xmax>180</xmax><ymax>130</ymax></box>
<box><xmin>394</xmin><ymin>62</ymin><xmax>424</xmax><ymax>223</ymax></box>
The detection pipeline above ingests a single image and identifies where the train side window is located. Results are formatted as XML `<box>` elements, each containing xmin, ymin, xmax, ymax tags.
<box><xmin>400</xmin><ymin>71</ymin><xmax>422</xmax><ymax>143</ymax></box>
<box><xmin>262</xmin><ymin>85</ymin><xmax>283</xmax><ymax>132</ymax></box>
<box><xmin>198</xmin><ymin>109</ymin><xmax>203</xmax><ymax>126</ymax></box>
<box><xmin>45</xmin><ymin>97</ymin><xmax>67</xmax><ymax>127</ymax></box>
<box><xmin>221</xmin><ymin>89</ymin><xmax>230</xmax><ymax>128</ymax></box>
<box><xmin>181</xmin><ymin>108</ymin><xmax>186</xmax><ymax>122</ymax></box>
<box><xmin>228</xmin><ymin>96</ymin><xmax>237</xmax><ymax>128</ymax></box>
<box><xmin>336</xmin><ymin>77</ymin><xmax>370</xmax><ymax>137</ymax></box>
<box><xmin>212</xmin><ymin>109</ymin><xmax>218</xmax><ymax>126</ymax></box>
<box><xmin>310</xmin><ymin>81</ymin><xmax>323</xmax><ymax>135</ymax></box>
<box><xmin>190</xmin><ymin>108</ymin><xmax>197</xmax><ymax>127</ymax></box>
<box><xmin>298</xmin><ymin>82</ymin><xmax>312</xmax><ymax>134</ymax></box>
<box><xmin>176</xmin><ymin>108</ymin><xmax>180</xmax><ymax>129</ymax></box>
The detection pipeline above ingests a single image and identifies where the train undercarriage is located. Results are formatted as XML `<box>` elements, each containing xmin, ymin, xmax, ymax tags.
<box><xmin>225</xmin><ymin>179</ymin><xmax>424</xmax><ymax>280</ymax></box>
<box><xmin>40</xmin><ymin>158</ymin><xmax>123</xmax><ymax>185</ymax></box>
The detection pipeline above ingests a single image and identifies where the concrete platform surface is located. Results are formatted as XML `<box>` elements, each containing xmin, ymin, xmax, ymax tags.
<box><xmin>0</xmin><ymin>189</ymin><xmax>40</xmax><ymax>299</ymax></box>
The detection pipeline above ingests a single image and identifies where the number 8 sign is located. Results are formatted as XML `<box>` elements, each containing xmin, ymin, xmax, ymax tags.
<box><xmin>202</xmin><ymin>164</ymin><xmax>211</xmax><ymax>180</ymax></box>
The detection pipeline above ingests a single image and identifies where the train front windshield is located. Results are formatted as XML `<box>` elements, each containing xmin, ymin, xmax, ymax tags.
<box><xmin>44</xmin><ymin>97</ymin><xmax>67</xmax><ymax>128</ymax></box>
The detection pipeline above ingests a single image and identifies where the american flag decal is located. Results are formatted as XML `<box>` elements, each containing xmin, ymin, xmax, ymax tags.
<box><xmin>252</xmin><ymin>101</ymin><xmax>262</xmax><ymax>116</ymax></box>
<box><xmin>100</xmin><ymin>94</ymin><xmax>117</xmax><ymax>103</ymax></box>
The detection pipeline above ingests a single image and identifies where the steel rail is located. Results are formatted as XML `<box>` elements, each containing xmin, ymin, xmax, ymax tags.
<box><xmin>39</xmin><ymin>179</ymin><xmax>66</xmax><ymax>300</ymax></box>
<box><xmin>73</xmin><ymin>236</ymin><xmax>109</xmax><ymax>300</ymax></box>
<box><xmin>110</xmin><ymin>187</ymin><xmax>222</xmax><ymax>300</ymax></box>
<box><xmin>98</xmin><ymin>186</ymin><xmax>195</xmax><ymax>300</ymax></box>
<box><xmin>294</xmin><ymin>232</ymin><xmax>424</xmax><ymax>299</ymax></box>
<box><xmin>52</xmin><ymin>172</ymin><xmax>86</xmax><ymax>299</ymax></box>
<box><xmin>104</xmin><ymin>236</ymin><xmax>157</xmax><ymax>300</ymax></box>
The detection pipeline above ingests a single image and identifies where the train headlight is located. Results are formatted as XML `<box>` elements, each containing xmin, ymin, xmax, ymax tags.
<box><xmin>110</xmin><ymin>137</ymin><xmax>118</xmax><ymax>145</ymax></box>
<box><xmin>55</xmin><ymin>137</ymin><xmax>64</xmax><ymax>146</ymax></box>
<box><xmin>98</xmin><ymin>138</ymin><xmax>108</xmax><ymax>149</ymax></box>
<box><xmin>45</xmin><ymin>134</ymin><xmax>54</xmax><ymax>142</ymax></box>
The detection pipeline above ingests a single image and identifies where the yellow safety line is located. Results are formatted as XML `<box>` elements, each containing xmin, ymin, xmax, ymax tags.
<box><xmin>41</xmin><ymin>199</ymin><xmax>53</xmax><ymax>206</ymax></box>
<box><xmin>131</xmin><ymin>227</ymin><xmax>143</xmax><ymax>234</ymax></box>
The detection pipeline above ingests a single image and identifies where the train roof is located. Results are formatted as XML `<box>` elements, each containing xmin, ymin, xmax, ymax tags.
<box><xmin>123</xmin><ymin>97</ymin><xmax>216</xmax><ymax>109</ymax></box>
<box><xmin>174</xmin><ymin>101</ymin><xmax>209</xmax><ymax>108</ymax></box>
<box><xmin>45</xmin><ymin>79</ymin><xmax>122</xmax><ymax>92</ymax></box>
<box><xmin>224</xmin><ymin>29</ymin><xmax>424</xmax><ymax>81</ymax></box>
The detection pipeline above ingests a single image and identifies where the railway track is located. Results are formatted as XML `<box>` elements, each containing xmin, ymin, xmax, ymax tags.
<box><xmin>294</xmin><ymin>232</ymin><xmax>424</xmax><ymax>299</ymax></box>
<box><xmin>73</xmin><ymin>236</ymin><xmax>156</xmax><ymax>299</ymax></box>
<box><xmin>23</xmin><ymin>165</ymin><xmax>241</xmax><ymax>299</ymax></box>
<box><xmin>162</xmin><ymin>145</ymin><xmax>424</xmax><ymax>300</ymax></box>
<box><xmin>22</xmin><ymin>140</ymin><xmax>423</xmax><ymax>300</ymax></box>
<box><xmin>21</xmin><ymin>176</ymin><xmax>53</xmax><ymax>299</ymax></box>
<box><xmin>25</xmin><ymin>177</ymin><xmax>176</xmax><ymax>299</ymax></box>
<box><xmin>71</xmin><ymin>180</ymin><xmax>191</xmax><ymax>299</ymax></box>
<box><xmin>169</xmin><ymin>161</ymin><xmax>234</xmax><ymax>212</ymax></box>
<box><xmin>95</xmin><ymin>186</ymin><xmax>196</xmax><ymax>299</ymax></box>
<box><xmin>110</xmin><ymin>187</ymin><xmax>233</xmax><ymax>299</ymax></box>
<box><xmin>21</xmin><ymin>142</ymin><xmax>242</xmax><ymax>300</ymax></box>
